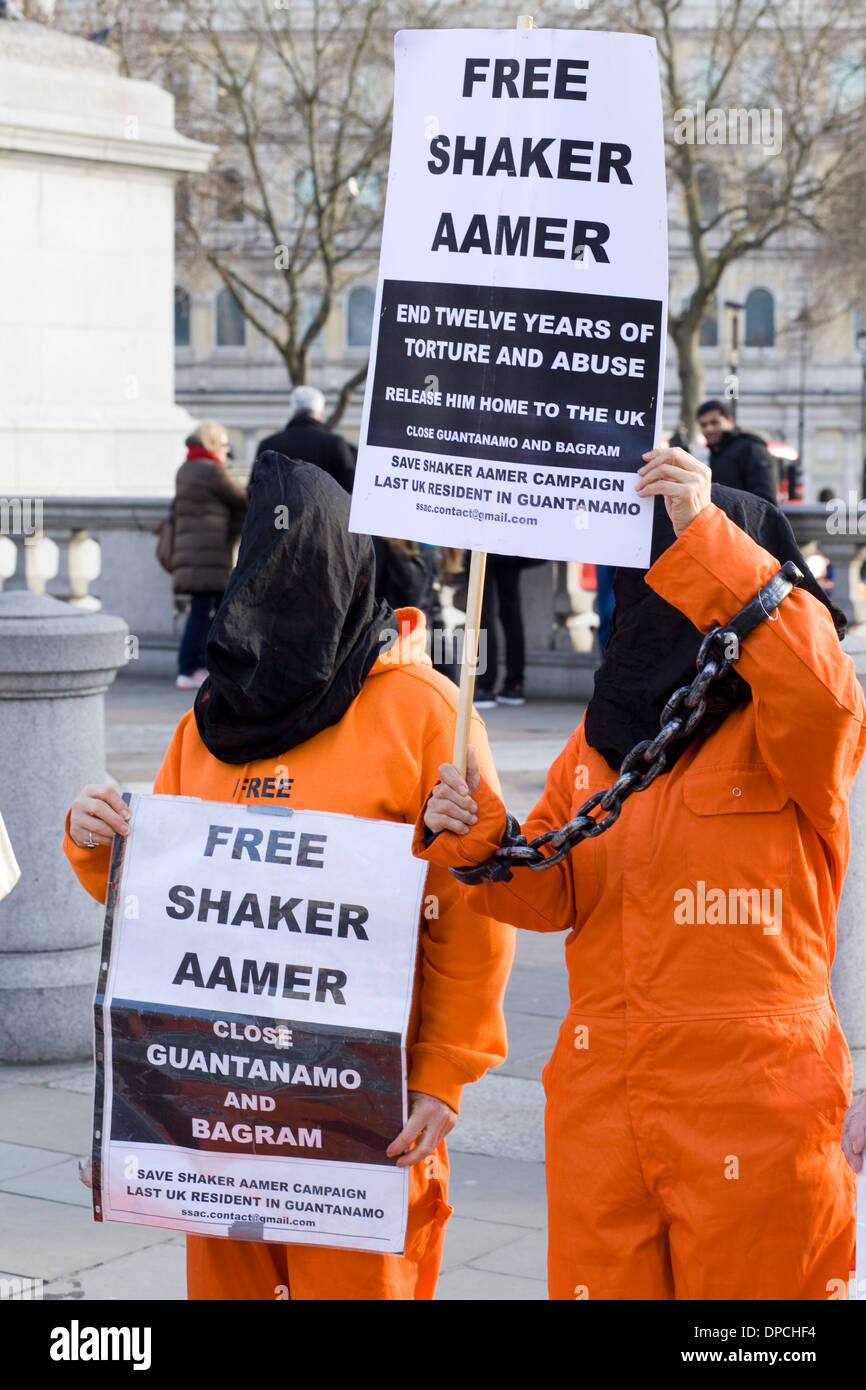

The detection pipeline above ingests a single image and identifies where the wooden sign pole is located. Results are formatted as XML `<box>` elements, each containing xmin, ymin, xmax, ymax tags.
<box><xmin>452</xmin><ymin>13</ymin><xmax>534</xmax><ymax>777</ymax></box>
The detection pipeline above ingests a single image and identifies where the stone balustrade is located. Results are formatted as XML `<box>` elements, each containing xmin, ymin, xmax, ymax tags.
<box><xmin>0</xmin><ymin>496</ymin><xmax>864</xmax><ymax>689</ymax></box>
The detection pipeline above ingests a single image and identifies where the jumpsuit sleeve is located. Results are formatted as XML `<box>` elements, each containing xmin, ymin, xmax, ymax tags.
<box><xmin>645</xmin><ymin>502</ymin><xmax>866</xmax><ymax>837</ymax></box>
<box><xmin>411</xmin><ymin>730</ymin><xmax>582</xmax><ymax>936</ymax></box>
<box><xmin>406</xmin><ymin>711</ymin><xmax>516</xmax><ymax>1113</ymax></box>
<box><xmin>62</xmin><ymin>717</ymin><xmax>188</xmax><ymax>905</ymax></box>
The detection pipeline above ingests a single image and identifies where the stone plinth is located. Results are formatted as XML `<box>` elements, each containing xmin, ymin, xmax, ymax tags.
<box><xmin>0</xmin><ymin>19</ymin><xmax>214</xmax><ymax>497</ymax></box>
<box><xmin>0</xmin><ymin>590</ymin><xmax>127</xmax><ymax>1060</ymax></box>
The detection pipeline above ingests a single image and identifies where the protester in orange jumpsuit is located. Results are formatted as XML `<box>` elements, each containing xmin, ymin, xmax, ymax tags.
<box><xmin>419</xmin><ymin>448</ymin><xmax>865</xmax><ymax>1301</ymax></box>
<box><xmin>64</xmin><ymin>455</ymin><xmax>514</xmax><ymax>1301</ymax></box>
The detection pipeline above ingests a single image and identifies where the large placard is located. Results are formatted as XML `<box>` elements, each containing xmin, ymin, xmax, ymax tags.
<box><xmin>92</xmin><ymin>795</ymin><xmax>426</xmax><ymax>1254</ymax></box>
<box><xmin>349</xmin><ymin>26</ymin><xmax>668</xmax><ymax>566</ymax></box>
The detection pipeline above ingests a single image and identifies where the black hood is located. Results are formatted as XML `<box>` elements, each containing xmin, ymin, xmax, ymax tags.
<box><xmin>584</xmin><ymin>487</ymin><xmax>845</xmax><ymax>772</ymax></box>
<box><xmin>194</xmin><ymin>452</ymin><xmax>395</xmax><ymax>764</ymax></box>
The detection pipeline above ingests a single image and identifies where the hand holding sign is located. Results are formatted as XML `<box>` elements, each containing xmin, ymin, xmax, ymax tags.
<box><xmin>386</xmin><ymin>1091</ymin><xmax>457</xmax><ymax>1168</ymax></box>
<box><xmin>69</xmin><ymin>783</ymin><xmax>130</xmax><ymax>848</ymax></box>
<box><xmin>424</xmin><ymin>749</ymin><xmax>481</xmax><ymax>837</ymax></box>
<box><xmin>635</xmin><ymin>447</ymin><xmax>712</xmax><ymax>538</ymax></box>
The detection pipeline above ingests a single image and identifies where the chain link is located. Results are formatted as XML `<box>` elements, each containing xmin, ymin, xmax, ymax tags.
<box><xmin>451</xmin><ymin>561</ymin><xmax>803</xmax><ymax>884</ymax></box>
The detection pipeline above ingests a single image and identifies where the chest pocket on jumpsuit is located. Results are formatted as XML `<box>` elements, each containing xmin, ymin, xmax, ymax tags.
<box><xmin>683</xmin><ymin>764</ymin><xmax>794</xmax><ymax>893</ymax></box>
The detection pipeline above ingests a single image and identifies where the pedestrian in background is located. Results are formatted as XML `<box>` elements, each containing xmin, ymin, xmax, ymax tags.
<box><xmin>373</xmin><ymin>541</ymin><xmax>459</xmax><ymax>684</ymax></box>
<box><xmin>252</xmin><ymin>385</ymin><xmax>355</xmax><ymax>493</ymax></box>
<box><xmin>475</xmin><ymin>554</ymin><xmax>542</xmax><ymax>708</ymax></box>
<box><xmin>696</xmin><ymin>399</ymin><xmax>776</xmax><ymax>503</ymax></box>
<box><xmin>172</xmin><ymin>421</ymin><xmax>247</xmax><ymax>691</ymax></box>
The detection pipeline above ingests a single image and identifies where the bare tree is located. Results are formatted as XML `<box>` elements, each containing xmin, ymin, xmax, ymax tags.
<box><xmin>588</xmin><ymin>0</ymin><xmax>866</xmax><ymax>434</ymax></box>
<box><xmin>58</xmin><ymin>0</ymin><xmax>460</xmax><ymax>426</ymax></box>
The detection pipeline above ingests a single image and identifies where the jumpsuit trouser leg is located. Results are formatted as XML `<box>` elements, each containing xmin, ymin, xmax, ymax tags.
<box><xmin>545</xmin><ymin>1013</ymin><xmax>855</xmax><ymax>1301</ymax></box>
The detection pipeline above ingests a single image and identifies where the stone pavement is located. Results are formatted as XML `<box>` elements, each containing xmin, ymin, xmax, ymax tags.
<box><xmin>0</xmin><ymin>673</ymin><xmax>583</xmax><ymax>1301</ymax></box>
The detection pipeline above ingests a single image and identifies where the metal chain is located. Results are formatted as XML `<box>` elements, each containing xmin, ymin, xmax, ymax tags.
<box><xmin>451</xmin><ymin>560</ymin><xmax>803</xmax><ymax>885</ymax></box>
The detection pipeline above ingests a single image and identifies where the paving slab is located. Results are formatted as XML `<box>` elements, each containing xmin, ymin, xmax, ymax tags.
<box><xmin>440</xmin><ymin>1214</ymin><xmax>529</xmax><ymax>1273</ymax></box>
<box><xmin>1</xmin><ymin>1156</ymin><xmax>92</xmax><ymax>1209</ymax></box>
<box><xmin>435</xmin><ymin>1267</ymin><xmax>548</xmax><ymax>1301</ymax></box>
<box><xmin>0</xmin><ymin>1085</ymin><xmax>92</xmax><ymax>1154</ymax></box>
<box><xmin>0</xmin><ymin>1141</ymin><xmax>76</xmax><ymax>1182</ymax></box>
<box><xmin>41</xmin><ymin>1242</ymin><xmax>187</xmax><ymax>1302</ymax></box>
<box><xmin>450</xmin><ymin>1074</ymin><xmax>545</xmax><ymax>1163</ymax></box>
<box><xmin>447</xmin><ymin>1150</ymin><xmax>547</xmax><ymax>1229</ymax></box>
<box><xmin>0</xmin><ymin>1062</ymin><xmax>95</xmax><ymax>1089</ymax></box>
<box><xmin>46</xmin><ymin>1067</ymin><xmax>94</xmax><ymax>1095</ymax></box>
<box><xmin>497</xmin><ymin>1009</ymin><xmax>559</xmax><ymax>1076</ymax></box>
<box><xmin>0</xmin><ymin>1193</ymin><xmax>176</xmax><ymax>1282</ymax></box>
<box><xmin>469</xmin><ymin>1226</ymin><xmax>548</xmax><ymax>1281</ymax></box>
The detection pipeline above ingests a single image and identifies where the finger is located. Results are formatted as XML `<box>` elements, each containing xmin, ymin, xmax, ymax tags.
<box><xmin>71</xmin><ymin>814</ymin><xmax>114</xmax><ymax>847</ymax></box>
<box><xmin>100</xmin><ymin>788</ymin><xmax>131</xmax><ymax>821</ymax></box>
<box><xmin>841</xmin><ymin>1132</ymin><xmax>861</xmax><ymax>1172</ymax></box>
<box><xmin>437</xmin><ymin>763</ymin><xmax>471</xmax><ymax>798</ymax></box>
<box><xmin>636</xmin><ymin>460</ymin><xmax>705</xmax><ymax>486</ymax></box>
<box><xmin>395</xmin><ymin>1129</ymin><xmax>437</xmax><ymax>1168</ymax></box>
<box><xmin>640</xmin><ymin>447</ymin><xmax>703</xmax><ymax>470</ymax></box>
<box><xmin>634</xmin><ymin>478</ymin><xmax>694</xmax><ymax>499</ymax></box>
<box><xmin>430</xmin><ymin>780</ymin><xmax>476</xmax><ymax>818</ymax></box>
<box><xmin>851</xmin><ymin>1125</ymin><xmax>866</xmax><ymax>1155</ymax></box>
<box><xmin>430</xmin><ymin>790</ymin><xmax>476</xmax><ymax>824</ymax></box>
<box><xmin>81</xmin><ymin>797</ymin><xmax>129</xmax><ymax>836</ymax></box>
<box><xmin>433</xmin><ymin>783</ymin><xmax>475</xmax><ymax>813</ymax></box>
<box><xmin>386</xmin><ymin>1110</ymin><xmax>426</xmax><ymax>1158</ymax></box>
<box><xmin>429</xmin><ymin>813</ymin><xmax>473</xmax><ymax>836</ymax></box>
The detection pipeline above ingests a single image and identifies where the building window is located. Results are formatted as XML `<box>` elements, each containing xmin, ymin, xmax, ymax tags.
<box><xmin>745</xmin><ymin>167</ymin><xmax>775</xmax><ymax>221</ymax></box>
<box><xmin>216</xmin><ymin>288</ymin><xmax>246</xmax><ymax>348</ymax></box>
<box><xmin>347</xmin><ymin>286</ymin><xmax>374</xmax><ymax>349</ymax></box>
<box><xmin>347</xmin><ymin>172</ymin><xmax>381</xmax><ymax>212</ymax></box>
<box><xmin>699</xmin><ymin>312</ymin><xmax>718</xmax><ymax>348</ymax></box>
<box><xmin>216</xmin><ymin>75</ymin><xmax>236</xmax><ymax>115</ymax></box>
<box><xmin>696</xmin><ymin>164</ymin><xmax>720</xmax><ymax>222</ymax></box>
<box><xmin>174</xmin><ymin>287</ymin><xmax>191</xmax><ymax>347</ymax></box>
<box><xmin>830</xmin><ymin>57</ymin><xmax>866</xmax><ymax>115</ymax></box>
<box><xmin>164</xmin><ymin>59</ymin><xmax>190</xmax><ymax>110</ymax></box>
<box><xmin>175</xmin><ymin>179</ymin><xmax>191</xmax><ymax>222</ymax></box>
<box><xmin>300</xmin><ymin>291</ymin><xmax>325</xmax><ymax>351</ymax></box>
<box><xmin>745</xmin><ymin>288</ymin><xmax>775</xmax><ymax>347</ymax></box>
<box><xmin>217</xmin><ymin>168</ymin><xmax>244</xmax><ymax>223</ymax></box>
<box><xmin>294</xmin><ymin>168</ymin><xmax>316</xmax><ymax>218</ymax></box>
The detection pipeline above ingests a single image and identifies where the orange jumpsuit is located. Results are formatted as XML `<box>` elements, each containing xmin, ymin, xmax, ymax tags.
<box><xmin>416</xmin><ymin>504</ymin><xmax>865</xmax><ymax>1300</ymax></box>
<box><xmin>65</xmin><ymin>611</ymin><xmax>514</xmax><ymax>1300</ymax></box>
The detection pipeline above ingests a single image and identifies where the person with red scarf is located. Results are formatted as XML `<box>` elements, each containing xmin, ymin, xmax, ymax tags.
<box><xmin>171</xmin><ymin>421</ymin><xmax>248</xmax><ymax>689</ymax></box>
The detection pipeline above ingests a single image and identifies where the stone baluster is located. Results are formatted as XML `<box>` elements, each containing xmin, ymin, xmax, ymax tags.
<box><xmin>0</xmin><ymin>591</ymin><xmax>127</xmax><ymax>1060</ymax></box>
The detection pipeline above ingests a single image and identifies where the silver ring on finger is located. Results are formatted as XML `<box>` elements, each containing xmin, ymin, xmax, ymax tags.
<box><xmin>85</xmin><ymin>833</ymin><xmax>96</xmax><ymax>849</ymax></box>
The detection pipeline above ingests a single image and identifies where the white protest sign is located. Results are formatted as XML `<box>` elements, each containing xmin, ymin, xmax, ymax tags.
<box><xmin>349</xmin><ymin>26</ymin><xmax>668</xmax><ymax>566</ymax></box>
<box><xmin>93</xmin><ymin>795</ymin><xmax>426</xmax><ymax>1254</ymax></box>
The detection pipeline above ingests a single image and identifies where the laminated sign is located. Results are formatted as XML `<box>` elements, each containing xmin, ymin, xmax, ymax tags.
<box><xmin>92</xmin><ymin>795</ymin><xmax>426</xmax><ymax>1254</ymax></box>
<box><xmin>349</xmin><ymin>26</ymin><xmax>668</xmax><ymax>566</ymax></box>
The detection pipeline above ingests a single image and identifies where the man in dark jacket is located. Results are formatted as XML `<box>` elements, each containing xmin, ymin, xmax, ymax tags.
<box><xmin>696</xmin><ymin>400</ymin><xmax>777</xmax><ymax>503</ymax></box>
<box><xmin>252</xmin><ymin>386</ymin><xmax>355</xmax><ymax>493</ymax></box>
